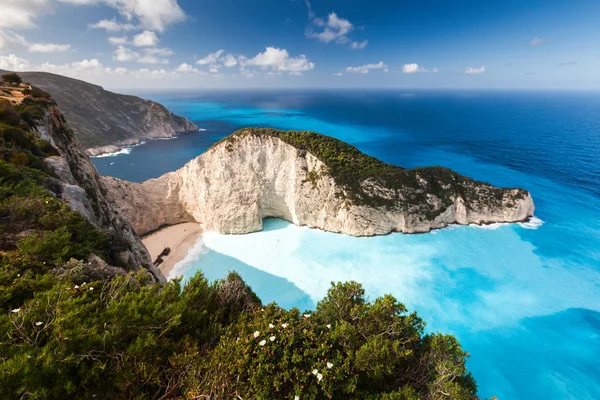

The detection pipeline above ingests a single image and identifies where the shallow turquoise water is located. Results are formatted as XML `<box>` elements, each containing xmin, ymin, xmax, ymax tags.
<box><xmin>94</xmin><ymin>90</ymin><xmax>600</xmax><ymax>399</ymax></box>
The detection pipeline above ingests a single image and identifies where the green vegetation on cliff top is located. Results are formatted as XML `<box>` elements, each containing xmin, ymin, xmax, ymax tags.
<box><xmin>1</xmin><ymin>77</ymin><xmax>481</xmax><ymax>399</ymax></box>
<box><xmin>220</xmin><ymin>128</ymin><xmax>528</xmax><ymax>212</ymax></box>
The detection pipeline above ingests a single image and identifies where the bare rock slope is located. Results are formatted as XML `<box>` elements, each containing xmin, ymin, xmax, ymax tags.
<box><xmin>0</xmin><ymin>69</ymin><xmax>198</xmax><ymax>155</ymax></box>
<box><xmin>37</xmin><ymin>101</ymin><xmax>164</xmax><ymax>281</ymax></box>
<box><xmin>105</xmin><ymin>128</ymin><xmax>534</xmax><ymax>236</ymax></box>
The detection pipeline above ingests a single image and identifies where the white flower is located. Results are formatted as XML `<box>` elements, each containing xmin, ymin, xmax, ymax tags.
<box><xmin>17</xmin><ymin>274</ymin><xmax>20</xmax><ymax>277</ymax></box>
<box><xmin>312</xmin><ymin>369</ymin><xmax>318</xmax><ymax>375</ymax></box>
<box><xmin>74</xmin><ymin>285</ymin><xmax>79</xmax><ymax>289</ymax></box>
<box><xmin>253</xmin><ymin>331</ymin><xmax>260</xmax><ymax>338</ymax></box>
<box><xmin>11</xmin><ymin>308</ymin><xmax>20</xmax><ymax>313</ymax></box>
<box><xmin>259</xmin><ymin>340</ymin><xmax>267</xmax><ymax>346</ymax></box>
<box><xmin>327</xmin><ymin>362</ymin><xmax>333</xmax><ymax>369</ymax></box>
<box><xmin>89</xmin><ymin>287</ymin><xmax>94</xmax><ymax>291</ymax></box>
<box><xmin>304</xmin><ymin>314</ymin><xmax>311</xmax><ymax>318</ymax></box>
<box><xmin>35</xmin><ymin>321</ymin><xmax>43</xmax><ymax>326</ymax></box>
<box><xmin>269</xmin><ymin>336</ymin><xmax>275</xmax><ymax>341</ymax></box>
<box><xmin>317</xmin><ymin>373</ymin><xmax>323</xmax><ymax>382</ymax></box>
<box><xmin>294</xmin><ymin>396</ymin><xmax>300</xmax><ymax>400</ymax></box>
<box><xmin>27</xmin><ymin>355</ymin><xmax>32</xmax><ymax>359</ymax></box>
<box><xmin>281</xmin><ymin>323</ymin><xmax>288</xmax><ymax>328</ymax></box>
<box><xmin>326</xmin><ymin>324</ymin><xmax>331</xmax><ymax>329</ymax></box>
<box><xmin>269</xmin><ymin>323</ymin><xmax>274</xmax><ymax>329</ymax></box>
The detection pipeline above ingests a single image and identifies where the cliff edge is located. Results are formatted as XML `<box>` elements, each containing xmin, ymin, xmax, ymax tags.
<box><xmin>105</xmin><ymin>128</ymin><xmax>534</xmax><ymax>236</ymax></box>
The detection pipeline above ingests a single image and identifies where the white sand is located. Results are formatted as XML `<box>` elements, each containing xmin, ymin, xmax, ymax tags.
<box><xmin>142</xmin><ymin>222</ymin><xmax>203</xmax><ymax>277</ymax></box>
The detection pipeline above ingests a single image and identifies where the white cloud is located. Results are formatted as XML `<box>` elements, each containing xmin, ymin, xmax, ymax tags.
<box><xmin>0</xmin><ymin>29</ymin><xmax>70</xmax><ymax>54</ymax></box>
<box><xmin>108</xmin><ymin>36</ymin><xmax>129</xmax><ymax>45</ymax></box>
<box><xmin>243</xmin><ymin>47</ymin><xmax>315</xmax><ymax>74</ymax></box>
<box><xmin>132</xmin><ymin>30</ymin><xmax>158</xmax><ymax>47</ymax></box>
<box><xmin>464</xmin><ymin>66</ymin><xmax>486</xmax><ymax>74</ymax></box>
<box><xmin>196</xmin><ymin>49</ymin><xmax>225</xmax><ymax>65</ymax></box>
<box><xmin>401</xmin><ymin>63</ymin><xmax>438</xmax><ymax>74</ymax></box>
<box><xmin>305</xmin><ymin>4</ymin><xmax>367</xmax><ymax>49</ymax></box>
<box><xmin>113</xmin><ymin>45</ymin><xmax>168</xmax><ymax>63</ymax></box>
<box><xmin>221</xmin><ymin>53</ymin><xmax>238</xmax><ymax>67</ymax></box>
<box><xmin>105</xmin><ymin>66</ymin><xmax>128</xmax><ymax>75</ymax></box>
<box><xmin>144</xmin><ymin>47</ymin><xmax>173</xmax><ymax>56</ymax></box>
<box><xmin>114</xmin><ymin>45</ymin><xmax>139</xmax><ymax>62</ymax></box>
<box><xmin>112</xmin><ymin>0</ymin><xmax>186</xmax><ymax>32</ymax></box>
<box><xmin>529</xmin><ymin>37</ymin><xmax>545</xmax><ymax>47</ymax></box>
<box><xmin>28</xmin><ymin>43</ymin><xmax>71</xmax><ymax>52</ymax></box>
<box><xmin>175</xmin><ymin>62</ymin><xmax>202</xmax><ymax>73</ymax></box>
<box><xmin>76</xmin><ymin>0</ymin><xmax>186</xmax><ymax>32</ymax></box>
<box><xmin>350</xmin><ymin>40</ymin><xmax>368</xmax><ymax>50</ymax></box>
<box><xmin>71</xmin><ymin>58</ymin><xmax>102</xmax><ymax>69</ymax></box>
<box><xmin>308</xmin><ymin>12</ymin><xmax>353</xmax><ymax>43</ymax></box>
<box><xmin>0</xmin><ymin>30</ymin><xmax>28</xmax><ymax>51</ymax></box>
<box><xmin>0</xmin><ymin>54</ymin><xmax>31</xmax><ymax>71</ymax></box>
<box><xmin>345</xmin><ymin>61</ymin><xmax>387</xmax><ymax>74</ymax></box>
<box><xmin>0</xmin><ymin>0</ymin><xmax>52</xmax><ymax>29</ymax></box>
<box><xmin>402</xmin><ymin>63</ymin><xmax>421</xmax><ymax>74</ymax></box>
<box><xmin>89</xmin><ymin>18</ymin><xmax>136</xmax><ymax>32</ymax></box>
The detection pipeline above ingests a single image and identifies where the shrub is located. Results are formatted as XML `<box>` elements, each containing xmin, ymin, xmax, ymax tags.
<box><xmin>1</xmin><ymin>73</ymin><xmax>22</xmax><ymax>85</ymax></box>
<box><xmin>188</xmin><ymin>282</ymin><xmax>476</xmax><ymax>399</ymax></box>
<box><xmin>23</xmin><ymin>87</ymin><xmax>51</xmax><ymax>100</ymax></box>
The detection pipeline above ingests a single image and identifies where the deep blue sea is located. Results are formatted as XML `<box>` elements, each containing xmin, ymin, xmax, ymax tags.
<box><xmin>94</xmin><ymin>90</ymin><xmax>600</xmax><ymax>400</ymax></box>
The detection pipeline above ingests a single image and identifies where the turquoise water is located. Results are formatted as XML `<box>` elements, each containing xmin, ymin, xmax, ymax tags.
<box><xmin>94</xmin><ymin>90</ymin><xmax>600</xmax><ymax>399</ymax></box>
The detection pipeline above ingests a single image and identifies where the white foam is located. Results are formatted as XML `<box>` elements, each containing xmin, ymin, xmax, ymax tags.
<box><xmin>154</xmin><ymin>137</ymin><xmax>177</xmax><ymax>141</ymax></box>
<box><xmin>519</xmin><ymin>216</ymin><xmax>545</xmax><ymax>230</ymax></box>
<box><xmin>93</xmin><ymin>147</ymin><xmax>132</xmax><ymax>158</ymax></box>
<box><xmin>469</xmin><ymin>222</ymin><xmax>508</xmax><ymax>230</ymax></box>
<box><xmin>168</xmin><ymin>236</ymin><xmax>208</xmax><ymax>280</ymax></box>
<box><xmin>198</xmin><ymin>128</ymin><xmax>207</xmax><ymax>131</ymax></box>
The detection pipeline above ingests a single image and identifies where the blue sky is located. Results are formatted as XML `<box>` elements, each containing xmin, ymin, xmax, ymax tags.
<box><xmin>0</xmin><ymin>0</ymin><xmax>599</xmax><ymax>89</ymax></box>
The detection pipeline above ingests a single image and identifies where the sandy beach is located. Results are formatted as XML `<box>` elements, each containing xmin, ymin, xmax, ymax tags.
<box><xmin>142</xmin><ymin>222</ymin><xmax>203</xmax><ymax>277</ymax></box>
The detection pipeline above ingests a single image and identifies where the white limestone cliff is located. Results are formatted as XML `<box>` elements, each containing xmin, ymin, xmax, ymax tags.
<box><xmin>104</xmin><ymin>129</ymin><xmax>535</xmax><ymax>237</ymax></box>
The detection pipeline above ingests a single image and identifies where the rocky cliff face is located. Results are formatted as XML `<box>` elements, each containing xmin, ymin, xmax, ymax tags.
<box><xmin>36</xmin><ymin>102</ymin><xmax>164</xmax><ymax>281</ymax></box>
<box><xmin>0</xmin><ymin>70</ymin><xmax>198</xmax><ymax>155</ymax></box>
<box><xmin>106</xmin><ymin>128</ymin><xmax>535</xmax><ymax>237</ymax></box>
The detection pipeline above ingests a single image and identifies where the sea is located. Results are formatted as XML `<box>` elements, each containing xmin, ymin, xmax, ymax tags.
<box><xmin>93</xmin><ymin>89</ymin><xmax>600</xmax><ymax>400</ymax></box>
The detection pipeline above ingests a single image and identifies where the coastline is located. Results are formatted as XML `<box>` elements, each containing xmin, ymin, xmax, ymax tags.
<box><xmin>142</xmin><ymin>222</ymin><xmax>203</xmax><ymax>278</ymax></box>
<box><xmin>88</xmin><ymin>128</ymin><xmax>207</xmax><ymax>157</ymax></box>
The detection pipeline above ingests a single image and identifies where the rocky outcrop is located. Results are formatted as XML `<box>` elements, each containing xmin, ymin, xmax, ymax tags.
<box><xmin>0</xmin><ymin>69</ymin><xmax>199</xmax><ymax>155</ymax></box>
<box><xmin>106</xmin><ymin>128</ymin><xmax>535</xmax><ymax>237</ymax></box>
<box><xmin>36</xmin><ymin>102</ymin><xmax>164</xmax><ymax>282</ymax></box>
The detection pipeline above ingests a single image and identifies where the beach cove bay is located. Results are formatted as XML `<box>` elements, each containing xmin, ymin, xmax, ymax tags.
<box><xmin>94</xmin><ymin>89</ymin><xmax>600</xmax><ymax>400</ymax></box>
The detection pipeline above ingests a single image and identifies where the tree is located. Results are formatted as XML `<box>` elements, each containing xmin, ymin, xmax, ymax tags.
<box><xmin>1</xmin><ymin>73</ymin><xmax>22</xmax><ymax>85</ymax></box>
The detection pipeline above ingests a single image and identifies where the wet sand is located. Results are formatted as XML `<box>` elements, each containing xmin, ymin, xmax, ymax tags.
<box><xmin>142</xmin><ymin>222</ymin><xmax>203</xmax><ymax>277</ymax></box>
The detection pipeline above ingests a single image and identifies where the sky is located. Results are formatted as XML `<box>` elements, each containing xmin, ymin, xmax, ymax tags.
<box><xmin>0</xmin><ymin>0</ymin><xmax>599</xmax><ymax>89</ymax></box>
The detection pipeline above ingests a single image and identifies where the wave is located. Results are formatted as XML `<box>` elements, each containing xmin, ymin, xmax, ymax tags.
<box><xmin>519</xmin><ymin>216</ymin><xmax>545</xmax><ymax>230</ymax></box>
<box><xmin>93</xmin><ymin>147</ymin><xmax>132</xmax><ymax>158</ymax></box>
<box><xmin>168</xmin><ymin>236</ymin><xmax>208</xmax><ymax>280</ymax></box>
<box><xmin>469</xmin><ymin>222</ymin><xmax>507</xmax><ymax>230</ymax></box>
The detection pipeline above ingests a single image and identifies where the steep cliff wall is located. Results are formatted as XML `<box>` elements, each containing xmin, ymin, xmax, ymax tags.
<box><xmin>0</xmin><ymin>69</ymin><xmax>198</xmax><ymax>155</ymax></box>
<box><xmin>107</xmin><ymin>128</ymin><xmax>534</xmax><ymax>236</ymax></box>
<box><xmin>35</xmin><ymin>102</ymin><xmax>164</xmax><ymax>281</ymax></box>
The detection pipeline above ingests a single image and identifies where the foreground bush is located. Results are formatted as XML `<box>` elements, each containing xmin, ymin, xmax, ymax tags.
<box><xmin>1</xmin><ymin>275</ymin><xmax>477</xmax><ymax>399</ymax></box>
